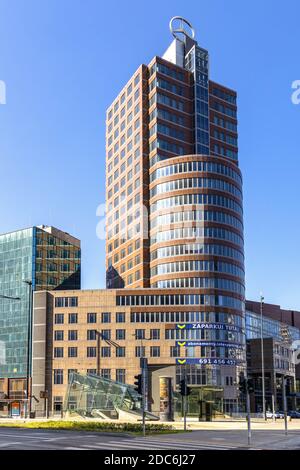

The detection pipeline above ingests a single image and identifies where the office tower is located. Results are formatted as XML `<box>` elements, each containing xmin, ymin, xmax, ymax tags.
<box><xmin>0</xmin><ymin>225</ymin><xmax>80</xmax><ymax>412</ymax></box>
<box><xmin>105</xmin><ymin>18</ymin><xmax>242</xmax><ymax>297</ymax></box>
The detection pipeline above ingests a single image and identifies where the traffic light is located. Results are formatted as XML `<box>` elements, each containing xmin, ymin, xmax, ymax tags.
<box><xmin>247</xmin><ymin>378</ymin><xmax>255</xmax><ymax>394</ymax></box>
<box><xmin>179</xmin><ymin>379</ymin><xmax>192</xmax><ymax>396</ymax></box>
<box><xmin>134</xmin><ymin>374</ymin><xmax>142</xmax><ymax>394</ymax></box>
<box><xmin>179</xmin><ymin>379</ymin><xmax>186</xmax><ymax>396</ymax></box>
<box><xmin>239</xmin><ymin>376</ymin><xmax>247</xmax><ymax>395</ymax></box>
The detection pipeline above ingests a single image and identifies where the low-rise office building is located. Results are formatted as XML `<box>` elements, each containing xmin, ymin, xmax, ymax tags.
<box><xmin>32</xmin><ymin>288</ymin><xmax>245</xmax><ymax>419</ymax></box>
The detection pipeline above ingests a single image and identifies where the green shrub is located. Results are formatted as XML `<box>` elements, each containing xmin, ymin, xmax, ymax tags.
<box><xmin>0</xmin><ymin>420</ymin><xmax>177</xmax><ymax>435</ymax></box>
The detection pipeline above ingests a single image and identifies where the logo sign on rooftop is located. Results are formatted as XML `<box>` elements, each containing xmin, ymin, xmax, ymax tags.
<box><xmin>169</xmin><ymin>16</ymin><xmax>195</xmax><ymax>42</ymax></box>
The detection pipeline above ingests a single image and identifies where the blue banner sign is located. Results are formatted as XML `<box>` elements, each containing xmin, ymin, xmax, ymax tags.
<box><xmin>176</xmin><ymin>323</ymin><xmax>240</xmax><ymax>332</ymax></box>
<box><xmin>176</xmin><ymin>358</ymin><xmax>241</xmax><ymax>366</ymax></box>
<box><xmin>176</xmin><ymin>341</ymin><xmax>244</xmax><ymax>349</ymax></box>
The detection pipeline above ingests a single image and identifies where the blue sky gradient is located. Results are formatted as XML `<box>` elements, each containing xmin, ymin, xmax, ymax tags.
<box><xmin>0</xmin><ymin>0</ymin><xmax>299</xmax><ymax>308</ymax></box>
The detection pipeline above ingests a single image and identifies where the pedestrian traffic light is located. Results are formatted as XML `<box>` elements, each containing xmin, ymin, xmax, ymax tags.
<box><xmin>134</xmin><ymin>374</ymin><xmax>142</xmax><ymax>394</ymax></box>
<box><xmin>179</xmin><ymin>379</ymin><xmax>191</xmax><ymax>396</ymax></box>
<box><xmin>247</xmin><ymin>378</ymin><xmax>255</xmax><ymax>394</ymax></box>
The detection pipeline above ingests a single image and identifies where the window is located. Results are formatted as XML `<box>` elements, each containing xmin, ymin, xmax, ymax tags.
<box><xmin>150</xmin><ymin>346</ymin><xmax>160</xmax><ymax>357</ymax></box>
<box><xmin>68</xmin><ymin>369</ymin><xmax>77</xmax><ymax>383</ymax></box>
<box><xmin>101</xmin><ymin>347</ymin><xmax>111</xmax><ymax>357</ymax></box>
<box><xmin>116</xmin><ymin>369</ymin><xmax>126</xmax><ymax>383</ymax></box>
<box><xmin>116</xmin><ymin>347</ymin><xmax>126</xmax><ymax>357</ymax></box>
<box><xmin>55</xmin><ymin>297</ymin><xmax>78</xmax><ymax>308</ymax></box>
<box><xmin>55</xmin><ymin>314</ymin><xmax>64</xmax><ymax>324</ymax></box>
<box><xmin>54</xmin><ymin>331</ymin><xmax>64</xmax><ymax>341</ymax></box>
<box><xmin>135</xmin><ymin>329</ymin><xmax>145</xmax><ymax>340</ymax></box>
<box><xmin>102</xmin><ymin>312</ymin><xmax>111</xmax><ymax>323</ymax></box>
<box><xmin>68</xmin><ymin>347</ymin><xmax>78</xmax><ymax>358</ymax></box>
<box><xmin>170</xmin><ymin>346</ymin><xmax>180</xmax><ymax>357</ymax></box>
<box><xmin>68</xmin><ymin>313</ymin><xmax>78</xmax><ymax>324</ymax></box>
<box><xmin>87</xmin><ymin>347</ymin><xmax>97</xmax><ymax>358</ymax></box>
<box><xmin>101</xmin><ymin>330</ymin><xmax>111</xmax><ymax>340</ymax></box>
<box><xmin>116</xmin><ymin>312</ymin><xmax>125</xmax><ymax>323</ymax></box>
<box><xmin>150</xmin><ymin>329</ymin><xmax>160</xmax><ymax>340</ymax></box>
<box><xmin>68</xmin><ymin>330</ymin><xmax>78</xmax><ymax>341</ymax></box>
<box><xmin>54</xmin><ymin>347</ymin><xmax>64</xmax><ymax>358</ymax></box>
<box><xmin>135</xmin><ymin>346</ymin><xmax>145</xmax><ymax>357</ymax></box>
<box><xmin>53</xmin><ymin>369</ymin><xmax>63</xmax><ymax>385</ymax></box>
<box><xmin>87</xmin><ymin>312</ymin><xmax>97</xmax><ymax>323</ymax></box>
<box><xmin>87</xmin><ymin>369</ymin><xmax>97</xmax><ymax>376</ymax></box>
<box><xmin>87</xmin><ymin>330</ymin><xmax>97</xmax><ymax>341</ymax></box>
<box><xmin>101</xmin><ymin>369</ymin><xmax>111</xmax><ymax>379</ymax></box>
<box><xmin>116</xmin><ymin>329</ymin><xmax>126</xmax><ymax>340</ymax></box>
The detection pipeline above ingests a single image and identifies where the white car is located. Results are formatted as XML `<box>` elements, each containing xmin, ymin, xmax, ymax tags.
<box><xmin>266</xmin><ymin>411</ymin><xmax>284</xmax><ymax>419</ymax></box>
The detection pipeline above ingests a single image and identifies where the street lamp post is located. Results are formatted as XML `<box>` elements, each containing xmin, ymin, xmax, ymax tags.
<box><xmin>260</xmin><ymin>294</ymin><xmax>266</xmax><ymax>420</ymax></box>
<box><xmin>133</xmin><ymin>333</ymin><xmax>150</xmax><ymax>437</ymax></box>
<box><xmin>23</xmin><ymin>280</ymin><xmax>33</xmax><ymax>418</ymax></box>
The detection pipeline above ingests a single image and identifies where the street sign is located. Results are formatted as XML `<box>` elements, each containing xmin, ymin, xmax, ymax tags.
<box><xmin>176</xmin><ymin>340</ymin><xmax>244</xmax><ymax>349</ymax></box>
<box><xmin>174</xmin><ymin>323</ymin><xmax>240</xmax><ymax>332</ymax></box>
<box><xmin>176</xmin><ymin>358</ymin><xmax>242</xmax><ymax>366</ymax></box>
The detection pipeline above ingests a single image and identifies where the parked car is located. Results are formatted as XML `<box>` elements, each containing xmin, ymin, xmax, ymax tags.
<box><xmin>287</xmin><ymin>411</ymin><xmax>300</xmax><ymax>419</ymax></box>
<box><xmin>266</xmin><ymin>411</ymin><xmax>284</xmax><ymax>419</ymax></box>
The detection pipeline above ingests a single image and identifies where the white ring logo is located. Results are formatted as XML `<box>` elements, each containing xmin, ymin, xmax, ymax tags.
<box><xmin>169</xmin><ymin>17</ymin><xmax>195</xmax><ymax>42</ymax></box>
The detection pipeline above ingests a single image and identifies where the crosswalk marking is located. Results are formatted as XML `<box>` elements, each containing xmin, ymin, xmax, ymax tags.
<box><xmin>119</xmin><ymin>437</ymin><xmax>237</xmax><ymax>449</ymax></box>
<box><xmin>0</xmin><ymin>442</ymin><xmax>22</xmax><ymax>448</ymax></box>
<box><xmin>81</xmin><ymin>442</ymin><xmax>205</xmax><ymax>450</ymax></box>
<box><xmin>78</xmin><ymin>438</ymin><xmax>237</xmax><ymax>450</ymax></box>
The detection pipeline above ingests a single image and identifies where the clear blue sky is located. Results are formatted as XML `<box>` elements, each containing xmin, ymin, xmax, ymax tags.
<box><xmin>0</xmin><ymin>0</ymin><xmax>299</xmax><ymax>309</ymax></box>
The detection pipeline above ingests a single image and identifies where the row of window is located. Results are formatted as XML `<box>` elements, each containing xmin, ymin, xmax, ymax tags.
<box><xmin>150</xmin><ymin>138</ymin><xmax>185</xmax><ymax>156</ymax></box>
<box><xmin>150</xmin><ymin>243</ymin><xmax>244</xmax><ymax>263</ymax></box>
<box><xmin>213</xmin><ymin>115</ymin><xmax>237</xmax><ymax>132</ymax></box>
<box><xmin>150</xmin><ymin>123</ymin><xmax>186</xmax><ymax>142</ymax></box>
<box><xmin>213</xmin><ymin>129</ymin><xmax>238</xmax><ymax>147</ymax></box>
<box><xmin>54</xmin><ymin>312</ymin><xmax>125</xmax><ymax>324</ymax></box>
<box><xmin>150</xmin><ymin>62</ymin><xmax>185</xmax><ymax>83</ymax></box>
<box><xmin>150</xmin><ymin>210</ymin><xmax>243</xmax><ymax>232</ymax></box>
<box><xmin>150</xmin><ymin>160</ymin><xmax>242</xmax><ymax>185</ymax></box>
<box><xmin>150</xmin><ymin>193</ymin><xmax>243</xmax><ymax>216</ymax></box>
<box><xmin>150</xmin><ymin>78</ymin><xmax>185</xmax><ymax>97</ymax></box>
<box><xmin>213</xmin><ymin>144</ymin><xmax>238</xmax><ymax>161</ymax></box>
<box><xmin>166</xmin><ymin>329</ymin><xmax>244</xmax><ymax>343</ymax></box>
<box><xmin>211</xmin><ymin>87</ymin><xmax>237</xmax><ymax>105</ymax></box>
<box><xmin>151</xmin><ymin>227</ymin><xmax>244</xmax><ymax>247</ymax></box>
<box><xmin>150</xmin><ymin>107</ymin><xmax>185</xmax><ymax>127</ymax></box>
<box><xmin>53</xmin><ymin>345</ymin><xmax>162</xmax><ymax>360</ymax></box>
<box><xmin>152</xmin><ymin>92</ymin><xmax>185</xmax><ymax>112</ymax></box>
<box><xmin>150</xmin><ymin>260</ymin><xmax>244</xmax><ymax>278</ymax></box>
<box><xmin>211</xmin><ymin>100</ymin><xmax>237</xmax><ymax>118</ymax></box>
<box><xmin>36</xmin><ymin>248</ymin><xmax>81</xmax><ymax>259</ymax></box>
<box><xmin>130</xmin><ymin>311</ymin><xmax>244</xmax><ymax>326</ymax></box>
<box><xmin>54</xmin><ymin>328</ymin><xmax>161</xmax><ymax>342</ymax></box>
<box><xmin>150</xmin><ymin>177</ymin><xmax>242</xmax><ymax>200</ymax></box>
<box><xmin>117</xmin><ymin>294</ymin><xmax>244</xmax><ymax>310</ymax></box>
<box><xmin>151</xmin><ymin>277</ymin><xmax>245</xmax><ymax>294</ymax></box>
<box><xmin>35</xmin><ymin>262</ymin><xmax>74</xmax><ymax>273</ymax></box>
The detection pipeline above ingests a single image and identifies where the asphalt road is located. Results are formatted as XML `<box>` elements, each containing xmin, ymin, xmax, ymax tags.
<box><xmin>1</xmin><ymin>427</ymin><xmax>300</xmax><ymax>450</ymax></box>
